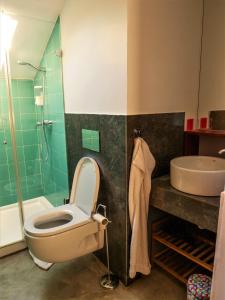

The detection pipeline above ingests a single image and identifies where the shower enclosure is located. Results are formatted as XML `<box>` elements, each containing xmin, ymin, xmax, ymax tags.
<box><xmin>0</xmin><ymin>12</ymin><xmax>69</xmax><ymax>256</ymax></box>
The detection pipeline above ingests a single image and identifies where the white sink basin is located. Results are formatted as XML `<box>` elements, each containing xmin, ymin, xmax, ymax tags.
<box><xmin>170</xmin><ymin>156</ymin><xmax>225</xmax><ymax>196</ymax></box>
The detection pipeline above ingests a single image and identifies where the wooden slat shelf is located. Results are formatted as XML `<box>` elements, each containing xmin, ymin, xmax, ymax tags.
<box><xmin>153</xmin><ymin>248</ymin><xmax>207</xmax><ymax>284</ymax></box>
<box><xmin>153</xmin><ymin>230</ymin><xmax>215</xmax><ymax>272</ymax></box>
<box><xmin>184</xmin><ymin>129</ymin><xmax>225</xmax><ymax>154</ymax></box>
<box><xmin>185</xmin><ymin>129</ymin><xmax>225</xmax><ymax>137</ymax></box>
<box><xmin>152</xmin><ymin>217</ymin><xmax>215</xmax><ymax>284</ymax></box>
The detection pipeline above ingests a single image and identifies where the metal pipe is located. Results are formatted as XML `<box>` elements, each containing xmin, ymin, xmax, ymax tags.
<box><xmin>96</xmin><ymin>204</ymin><xmax>119</xmax><ymax>289</ymax></box>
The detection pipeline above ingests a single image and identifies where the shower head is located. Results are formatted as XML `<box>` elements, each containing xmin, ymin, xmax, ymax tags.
<box><xmin>17</xmin><ymin>60</ymin><xmax>27</xmax><ymax>65</ymax></box>
<box><xmin>17</xmin><ymin>60</ymin><xmax>46</xmax><ymax>73</ymax></box>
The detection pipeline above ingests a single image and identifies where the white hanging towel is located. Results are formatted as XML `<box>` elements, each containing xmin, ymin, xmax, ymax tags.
<box><xmin>211</xmin><ymin>191</ymin><xmax>225</xmax><ymax>300</ymax></box>
<box><xmin>129</xmin><ymin>137</ymin><xmax>156</xmax><ymax>279</ymax></box>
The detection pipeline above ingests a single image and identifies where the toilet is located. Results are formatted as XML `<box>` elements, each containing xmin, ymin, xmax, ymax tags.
<box><xmin>24</xmin><ymin>157</ymin><xmax>106</xmax><ymax>263</ymax></box>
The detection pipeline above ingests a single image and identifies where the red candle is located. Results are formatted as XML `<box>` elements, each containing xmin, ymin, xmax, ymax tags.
<box><xmin>200</xmin><ymin>117</ymin><xmax>208</xmax><ymax>129</ymax></box>
<box><xmin>186</xmin><ymin>118</ymin><xmax>194</xmax><ymax>131</ymax></box>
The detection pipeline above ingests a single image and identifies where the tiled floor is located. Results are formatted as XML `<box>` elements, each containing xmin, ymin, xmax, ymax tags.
<box><xmin>0</xmin><ymin>250</ymin><xmax>186</xmax><ymax>300</ymax></box>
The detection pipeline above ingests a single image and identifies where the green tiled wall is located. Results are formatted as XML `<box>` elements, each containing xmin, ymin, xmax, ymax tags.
<box><xmin>0</xmin><ymin>79</ymin><xmax>43</xmax><ymax>206</ymax></box>
<box><xmin>0</xmin><ymin>18</ymin><xmax>68</xmax><ymax>208</ymax></box>
<box><xmin>34</xmin><ymin>18</ymin><xmax>69</xmax><ymax>206</ymax></box>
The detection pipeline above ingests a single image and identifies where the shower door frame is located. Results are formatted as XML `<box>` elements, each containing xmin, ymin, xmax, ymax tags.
<box><xmin>0</xmin><ymin>51</ymin><xmax>26</xmax><ymax>257</ymax></box>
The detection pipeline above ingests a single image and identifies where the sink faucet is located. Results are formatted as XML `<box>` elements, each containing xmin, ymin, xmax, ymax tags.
<box><xmin>218</xmin><ymin>149</ymin><xmax>225</xmax><ymax>155</ymax></box>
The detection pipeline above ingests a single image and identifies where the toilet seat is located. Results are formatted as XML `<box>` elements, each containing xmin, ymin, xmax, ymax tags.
<box><xmin>24</xmin><ymin>156</ymin><xmax>100</xmax><ymax>238</ymax></box>
<box><xmin>24</xmin><ymin>205</ymin><xmax>90</xmax><ymax>237</ymax></box>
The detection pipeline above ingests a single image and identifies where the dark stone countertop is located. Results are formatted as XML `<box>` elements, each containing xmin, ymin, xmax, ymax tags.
<box><xmin>150</xmin><ymin>175</ymin><xmax>220</xmax><ymax>233</ymax></box>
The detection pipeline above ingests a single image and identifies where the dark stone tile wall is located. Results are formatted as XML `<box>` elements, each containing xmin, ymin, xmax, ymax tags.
<box><xmin>210</xmin><ymin>110</ymin><xmax>225</xmax><ymax>130</ymax></box>
<box><xmin>65</xmin><ymin>112</ymin><xmax>185</xmax><ymax>285</ymax></box>
<box><xmin>127</xmin><ymin>113</ymin><xmax>185</xmax><ymax>178</ymax></box>
<box><xmin>126</xmin><ymin>112</ymin><xmax>185</xmax><ymax>280</ymax></box>
<box><xmin>65</xmin><ymin>114</ymin><xmax>128</xmax><ymax>284</ymax></box>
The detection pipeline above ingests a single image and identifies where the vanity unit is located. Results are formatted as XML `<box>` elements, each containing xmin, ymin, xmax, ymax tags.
<box><xmin>150</xmin><ymin>176</ymin><xmax>219</xmax><ymax>284</ymax></box>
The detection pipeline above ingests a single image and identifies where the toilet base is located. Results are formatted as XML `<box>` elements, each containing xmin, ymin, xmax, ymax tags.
<box><xmin>25</xmin><ymin>221</ymin><xmax>105</xmax><ymax>263</ymax></box>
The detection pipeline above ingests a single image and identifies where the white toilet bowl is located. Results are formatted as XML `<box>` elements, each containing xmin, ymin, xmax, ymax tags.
<box><xmin>24</xmin><ymin>157</ymin><xmax>105</xmax><ymax>263</ymax></box>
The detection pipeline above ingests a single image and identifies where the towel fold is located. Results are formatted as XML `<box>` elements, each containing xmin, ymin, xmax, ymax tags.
<box><xmin>129</xmin><ymin>137</ymin><xmax>155</xmax><ymax>278</ymax></box>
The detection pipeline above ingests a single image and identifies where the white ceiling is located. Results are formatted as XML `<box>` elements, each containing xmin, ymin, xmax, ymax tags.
<box><xmin>0</xmin><ymin>0</ymin><xmax>66</xmax><ymax>79</ymax></box>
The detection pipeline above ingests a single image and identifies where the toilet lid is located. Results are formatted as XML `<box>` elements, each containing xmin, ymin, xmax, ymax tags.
<box><xmin>70</xmin><ymin>157</ymin><xmax>100</xmax><ymax>216</ymax></box>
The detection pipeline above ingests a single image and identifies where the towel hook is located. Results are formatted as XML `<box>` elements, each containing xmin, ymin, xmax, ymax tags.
<box><xmin>134</xmin><ymin>128</ymin><xmax>142</xmax><ymax>137</ymax></box>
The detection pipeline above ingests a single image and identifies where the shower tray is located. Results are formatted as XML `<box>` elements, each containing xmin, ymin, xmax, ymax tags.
<box><xmin>0</xmin><ymin>196</ymin><xmax>52</xmax><ymax>248</ymax></box>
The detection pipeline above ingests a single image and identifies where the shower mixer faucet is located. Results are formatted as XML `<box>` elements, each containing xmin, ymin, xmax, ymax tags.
<box><xmin>43</xmin><ymin>120</ymin><xmax>53</xmax><ymax>125</ymax></box>
<box><xmin>36</xmin><ymin>120</ymin><xmax>53</xmax><ymax>127</ymax></box>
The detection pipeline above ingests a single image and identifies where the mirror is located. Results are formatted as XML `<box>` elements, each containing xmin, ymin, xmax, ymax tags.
<box><xmin>198</xmin><ymin>0</ymin><xmax>225</xmax><ymax>130</ymax></box>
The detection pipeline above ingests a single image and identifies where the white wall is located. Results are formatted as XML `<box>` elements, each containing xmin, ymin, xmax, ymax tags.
<box><xmin>61</xmin><ymin>0</ymin><xmax>204</xmax><ymax>118</ymax></box>
<box><xmin>199</xmin><ymin>1</ymin><xmax>225</xmax><ymax>118</ymax></box>
<box><xmin>127</xmin><ymin>0</ymin><xmax>203</xmax><ymax>118</ymax></box>
<box><xmin>61</xmin><ymin>0</ymin><xmax>127</xmax><ymax>114</ymax></box>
